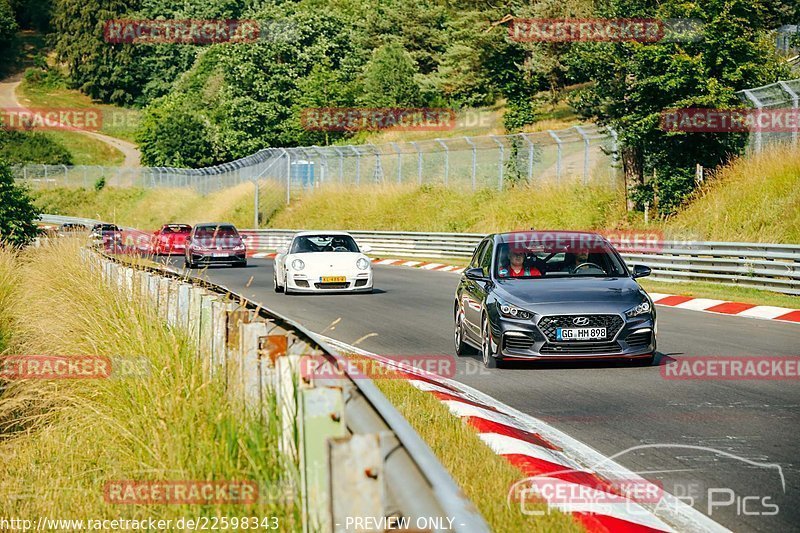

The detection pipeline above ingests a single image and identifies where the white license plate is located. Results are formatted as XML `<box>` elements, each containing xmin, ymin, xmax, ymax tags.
<box><xmin>557</xmin><ymin>327</ymin><xmax>606</xmax><ymax>341</ymax></box>
<box><xmin>212</xmin><ymin>253</ymin><xmax>229</xmax><ymax>258</ymax></box>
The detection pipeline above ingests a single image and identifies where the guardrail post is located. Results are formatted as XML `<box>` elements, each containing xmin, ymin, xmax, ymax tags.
<box><xmin>198</xmin><ymin>294</ymin><xmax>216</xmax><ymax>374</ymax></box>
<box><xmin>238</xmin><ymin>321</ymin><xmax>269</xmax><ymax>408</ymax></box>
<box><xmin>188</xmin><ymin>287</ymin><xmax>206</xmax><ymax>346</ymax></box>
<box><xmin>301</xmin><ymin>387</ymin><xmax>346</xmax><ymax>533</ymax></box>
<box><xmin>276</xmin><ymin>350</ymin><xmax>299</xmax><ymax>461</ymax></box>
<box><xmin>177</xmin><ymin>283</ymin><xmax>192</xmax><ymax>331</ymax></box>
<box><xmin>157</xmin><ymin>277</ymin><xmax>171</xmax><ymax>321</ymax></box>
<box><xmin>210</xmin><ymin>300</ymin><xmax>231</xmax><ymax>379</ymax></box>
<box><xmin>329</xmin><ymin>433</ymin><xmax>386</xmax><ymax>532</ymax></box>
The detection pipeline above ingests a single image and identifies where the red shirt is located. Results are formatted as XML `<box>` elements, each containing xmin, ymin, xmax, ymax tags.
<box><xmin>508</xmin><ymin>265</ymin><xmax>542</xmax><ymax>277</ymax></box>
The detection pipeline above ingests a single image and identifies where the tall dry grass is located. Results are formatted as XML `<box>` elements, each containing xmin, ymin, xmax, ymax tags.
<box><xmin>0</xmin><ymin>241</ymin><xmax>299</xmax><ymax>525</ymax></box>
<box><xmin>665</xmin><ymin>145</ymin><xmax>800</xmax><ymax>242</ymax></box>
<box><xmin>270</xmin><ymin>182</ymin><xmax>626</xmax><ymax>233</ymax></box>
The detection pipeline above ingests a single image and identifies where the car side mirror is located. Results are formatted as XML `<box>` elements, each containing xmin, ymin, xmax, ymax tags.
<box><xmin>360</xmin><ymin>244</ymin><xmax>373</xmax><ymax>254</ymax></box>
<box><xmin>464</xmin><ymin>267</ymin><xmax>487</xmax><ymax>281</ymax></box>
<box><xmin>276</xmin><ymin>246</ymin><xmax>288</xmax><ymax>254</ymax></box>
<box><xmin>632</xmin><ymin>264</ymin><xmax>651</xmax><ymax>279</ymax></box>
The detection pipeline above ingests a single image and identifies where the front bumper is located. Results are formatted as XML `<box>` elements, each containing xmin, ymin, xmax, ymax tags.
<box><xmin>489</xmin><ymin>311</ymin><xmax>656</xmax><ymax>361</ymax></box>
<box><xmin>286</xmin><ymin>270</ymin><xmax>373</xmax><ymax>292</ymax></box>
<box><xmin>189</xmin><ymin>251</ymin><xmax>247</xmax><ymax>264</ymax></box>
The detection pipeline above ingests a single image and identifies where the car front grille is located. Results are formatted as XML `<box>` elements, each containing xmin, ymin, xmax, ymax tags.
<box><xmin>354</xmin><ymin>279</ymin><xmax>369</xmax><ymax>287</ymax></box>
<box><xmin>539</xmin><ymin>341</ymin><xmax>623</xmax><ymax>355</ymax></box>
<box><xmin>314</xmin><ymin>282</ymin><xmax>351</xmax><ymax>289</ymax></box>
<box><xmin>537</xmin><ymin>314</ymin><xmax>624</xmax><ymax>342</ymax></box>
<box><xmin>626</xmin><ymin>330</ymin><xmax>652</xmax><ymax>349</ymax></box>
<box><xmin>503</xmin><ymin>334</ymin><xmax>536</xmax><ymax>351</ymax></box>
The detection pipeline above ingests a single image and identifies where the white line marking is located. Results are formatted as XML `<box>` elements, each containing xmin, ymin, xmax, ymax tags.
<box><xmin>674</xmin><ymin>298</ymin><xmax>727</xmax><ymax>311</ymax></box>
<box><xmin>421</xmin><ymin>263</ymin><xmax>445</xmax><ymax>270</ymax></box>
<box><xmin>738</xmin><ymin>305</ymin><xmax>795</xmax><ymax>319</ymax></box>
<box><xmin>402</xmin><ymin>261</ymin><xmax>422</xmax><ymax>267</ymax></box>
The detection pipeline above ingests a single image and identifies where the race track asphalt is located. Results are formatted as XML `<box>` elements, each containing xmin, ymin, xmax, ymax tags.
<box><xmin>160</xmin><ymin>256</ymin><xmax>800</xmax><ymax>532</ymax></box>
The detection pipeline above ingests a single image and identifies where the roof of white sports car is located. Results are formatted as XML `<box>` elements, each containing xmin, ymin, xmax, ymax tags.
<box><xmin>293</xmin><ymin>230</ymin><xmax>354</xmax><ymax>237</ymax></box>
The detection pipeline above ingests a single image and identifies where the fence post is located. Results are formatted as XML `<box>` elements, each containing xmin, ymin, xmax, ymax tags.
<box><xmin>253</xmin><ymin>179</ymin><xmax>259</xmax><ymax>229</ymax></box>
<box><xmin>391</xmin><ymin>143</ymin><xmax>402</xmax><ymax>184</ymax></box>
<box><xmin>742</xmin><ymin>89</ymin><xmax>763</xmax><ymax>153</ymax></box>
<box><xmin>411</xmin><ymin>142</ymin><xmax>422</xmax><ymax>184</ymax></box>
<box><xmin>464</xmin><ymin>137</ymin><xmax>477</xmax><ymax>190</ymax></box>
<box><xmin>520</xmin><ymin>134</ymin><xmax>535</xmax><ymax>182</ymax></box>
<box><xmin>574</xmin><ymin>126</ymin><xmax>590</xmax><ymax>185</ymax></box>
<box><xmin>490</xmin><ymin>136</ymin><xmax>504</xmax><ymax>190</ymax></box>
<box><xmin>351</xmin><ymin>146</ymin><xmax>361</xmax><ymax>185</ymax></box>
<box><xmin>435</xmin><ymin>139</ymin><xmax>449</xmax><ymax>186</ymax></box>
<box><xmin>281</xmin><ymin>148</ymin><xmax>291</xmax><ymax>205</ymax></box>
<box><xmin>778</xmin><ymin>81</ymin><xmax>798</xmax><ymax>146</ymax></box>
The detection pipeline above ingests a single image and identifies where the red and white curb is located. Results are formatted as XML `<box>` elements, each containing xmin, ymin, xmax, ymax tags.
<box><xmin>318</xmin><ymin>335</ymin><xmax>729</xmax><ymax>533</ymax></box>
<box><xmin>247</xmin><ymin>252</ymin><xmax>799</xmax><ymax>324</ymax></box>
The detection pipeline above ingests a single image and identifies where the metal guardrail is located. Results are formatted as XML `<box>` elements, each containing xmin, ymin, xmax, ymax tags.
<box><xmin>239</xmin><ymin>229</ymin><xmax>800</xmax><ymax>296</ymax></box>
<box><xmin>90</xmin><ymin>247</ymin><xmax>488</xmax><ymax>533</ymax></box>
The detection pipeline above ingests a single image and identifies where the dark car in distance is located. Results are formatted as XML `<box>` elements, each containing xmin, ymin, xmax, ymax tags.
<box><xmin>184</xmin><ymin>223</ymin><xmax>247</xmax><ymax>268</ymax></box>
<box><xmin>454</xmin><ymin>231</ymin><xmax>656</xmax><ymax>368</ymax></box>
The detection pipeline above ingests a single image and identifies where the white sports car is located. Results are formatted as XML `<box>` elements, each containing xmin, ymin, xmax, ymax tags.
<box><xmin>273</xmin><ymin>231</ymin><xmax>373</xmax><ymax>294</ymax></box>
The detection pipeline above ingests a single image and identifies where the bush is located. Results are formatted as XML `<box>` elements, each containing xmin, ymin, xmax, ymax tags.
<box><xmin>0</xmin><ymin>130</ymin><xmax>73</xmax><ymax>165</ymax></box>
<box><xmin>0</xmin><ymin>158</ymin><xmax>40</xmax><ymax>247</ymax></box>
<box><xmin>94</xmin><ymin>176</ymin><xmax>105</xmax><ymax>191</ymax></box>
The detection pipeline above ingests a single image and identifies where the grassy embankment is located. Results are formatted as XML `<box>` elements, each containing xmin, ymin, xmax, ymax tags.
<box><xmin>30</xmin><ymin>145</ymin><xmax>800</xmax><ymax>306</ymax></box>
<box><xmin>0</xmin><ymin>242</ymin><xmax>299</xmax><ymax>524</ymax></box>
<box><xmin>32</xmin><ymin>181</ymin><xmax>286</xmax><ymax>231</ymax></box>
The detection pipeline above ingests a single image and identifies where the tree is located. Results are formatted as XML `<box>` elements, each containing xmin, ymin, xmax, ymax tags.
<box><xmin>571</xmin><ymin>0</ymin><xmax>789</xmax><ymax>214</ymax></box>
<box><xmin>0</xmin><ymin>158</ymin><xmax>40</xmax><ymax>247</ymax></box>
<box><xmin>359</xmin><ymin>42</ymin><xmax>423</xmax><ymax>107</ymax></box>
<box><xmin>0</xmin><ymin>0</ymin><xmax>17</xmax><ymax>49</ymax></box>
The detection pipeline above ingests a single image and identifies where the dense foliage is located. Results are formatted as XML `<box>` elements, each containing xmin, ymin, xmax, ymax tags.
<box><xmin>0</xmin><ymin>130</ymin><xmax>73</xmax><ymax>165</ymax></box>
<box><xmin>34</xmin><ymin>0</ymin><xmax>798</xmax><ymax>212</ymax></box>
<box><xmin>0</xmin><ymin>158</ymin><xmax>40</xmax><ymax>247</ymax></box>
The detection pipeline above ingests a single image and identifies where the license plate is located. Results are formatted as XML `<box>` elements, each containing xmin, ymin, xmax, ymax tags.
<box><xmin>321</xmin><ymin>276</ymin><xmax>346</xmax><ymax>283</ymax></box>
<box><xmin>212</xmin><ymin>253</ymin><xmax>228</xmax><ymax>258</ymax></box>
<box><xmin>557</xmin><ymin>327</ymin><xmax>606</xmax><ymax>341</ymax></box>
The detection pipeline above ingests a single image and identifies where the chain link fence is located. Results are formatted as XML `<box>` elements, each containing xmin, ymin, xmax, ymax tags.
<box><xmin>736</xmin><ymin>77</ymin><xmax>800</xmax><ymax>152</ymax></box>
<box><xmin>13</xmin><ymin>124</ymin><xmax>619</xmax><ymax>202</ymax></box>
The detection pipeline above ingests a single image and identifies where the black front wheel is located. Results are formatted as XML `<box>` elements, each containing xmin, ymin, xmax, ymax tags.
<box><xmin>454</xmin><ymin>306</ymin><xmax>473</xmax><ymax>356</ymax></box>
<box><xmin>481</xmin><ymin>316</ymin><xmax>502</xmax><ymax>369</ymax></box>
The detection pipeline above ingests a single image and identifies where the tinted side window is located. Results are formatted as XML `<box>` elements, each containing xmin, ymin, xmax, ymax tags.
<box><xmin>479</xmin><ymin>241</ymin><xmax>494</xmax><ymax>275</ymax></box>
<box><xmin>470</xmin><ymin>241</ymin><xmax>488</xmax><ymax>268</ymax></box>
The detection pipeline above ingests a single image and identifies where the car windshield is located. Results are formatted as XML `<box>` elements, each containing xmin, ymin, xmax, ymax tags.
<box><xmin>494</xmin><ymin>240</ymin><xmax>627</xmax><ymax>279</ymax></box>
<box><xmin>194</xmin><ymin>226</ymin><xmax>239</xmax><ymax>239</ymax></box>
<box><xmin>163</xmin><ymin>225</ymin><xmax>191</xmax><ymax>233</ymax></box>
<box><xmin>290</xmin><ymin>235</ymin><xmax>360</xmax><ymax>254</ymax></box>
<box><xmin>95</xmin><ymin>224</ymin><xmax>119</xmax><ymax>232</ymax></box>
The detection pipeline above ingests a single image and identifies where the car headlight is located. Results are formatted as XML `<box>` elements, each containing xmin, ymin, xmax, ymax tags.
<box><xmin>356</xmin><ymin>258</ymin><xmax>370</xmax><ymax>270</ymax></box>
<box><xmin>625</xmin><ymin>300</ymin><xmax>652</xmax><ymax>318</ymax></box>
<box><xmin>497</xmin><ymin>299</ymin><xmax>533</xmax><ymax>320</ymax></box>
<box><xmin>291</xmin><ymin>259</ymin><xmax>305</xmax><ymax>271</ymax></box>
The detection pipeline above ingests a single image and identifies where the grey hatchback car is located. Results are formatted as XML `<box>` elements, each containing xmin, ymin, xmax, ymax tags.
<box><xmin>454</xmin><ymin>231</ymin><xmax>656</xmax><ymax>368</ymax></box>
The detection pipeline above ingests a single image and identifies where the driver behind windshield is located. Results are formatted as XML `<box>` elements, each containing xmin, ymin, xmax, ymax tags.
<box><xmin>498</xmin><ymin>247</ymin><xmax>542</xmax><ymax>278</ymax></box>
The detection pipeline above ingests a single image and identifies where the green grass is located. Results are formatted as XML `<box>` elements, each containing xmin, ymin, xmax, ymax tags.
<box><xmin>0</xmin><ymin>242</ymin><xmax>300</xmax><ymax>524</ymax></box>
<box><xmin>271</xmin><ymin>182</ymin><xmax>626</xmax><ymax>233</ymax></box>
<box><xmin>32</xmin><ymin>182</ymin><xmax>285</xmax><ymax>230</ymax></box>
<box><xmin>17</xmin><ymin>73</ymin><xmax>142</xmax><ymax>144</ymax></box>
<box><xmin>40</xmin><ymin>130</ymin><xmax>125</xmax><ymax>166</ymax></box>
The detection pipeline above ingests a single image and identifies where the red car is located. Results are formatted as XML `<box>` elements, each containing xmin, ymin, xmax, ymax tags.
<box><xmin>152</xmin><ymin>224</ymin><xmax>192</xmax><ymax>255</ymax></box>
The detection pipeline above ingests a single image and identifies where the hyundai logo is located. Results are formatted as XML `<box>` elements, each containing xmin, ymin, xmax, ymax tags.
<box><xmin>572</xmin><ymin>316</ymin><xmax>590</xmax><ymax>326</ymax></box>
